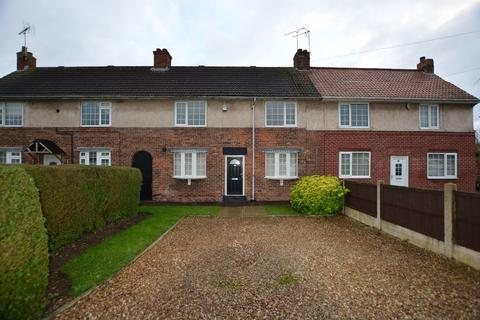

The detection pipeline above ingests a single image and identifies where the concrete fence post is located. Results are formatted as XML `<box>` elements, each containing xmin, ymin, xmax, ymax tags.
<box><xmin>376</xmin><ymin>180</ymin><xmax>383</xmax><ymax>230</ymax></box>
<box><xmin>444</xmin><ymin>183</ymin><xmax>457</xmax><ymax>258</ymax></box>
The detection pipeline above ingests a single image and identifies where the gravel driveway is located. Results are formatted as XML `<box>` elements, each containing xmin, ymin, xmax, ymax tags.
<box><xmin>54</xmin><ymin>216</ymin><xmax>480</xmax><ymax>319</ymax></box>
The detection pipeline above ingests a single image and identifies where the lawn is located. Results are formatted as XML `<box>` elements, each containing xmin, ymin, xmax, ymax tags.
<box><xmin>263</xmin><ymin>204</ymin><xmax>299</xmax><ymax>216</ymax></box>
<box><xmin>61</xmin><ymin>205</ymin><xmax>219</xmax><ymax>296</ymax></box>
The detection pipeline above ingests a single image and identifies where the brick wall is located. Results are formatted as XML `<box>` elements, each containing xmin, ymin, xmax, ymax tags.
<box><xmin>0</xmin><ymin>127</ymin><xmax>476</xmax><ymax>201</ymax></box>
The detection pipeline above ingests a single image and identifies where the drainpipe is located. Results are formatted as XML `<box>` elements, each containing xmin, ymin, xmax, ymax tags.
<box><xmin>251</xmin><ymin>97</ymin><xmax>256</xmax><ymax>201</ymax></box>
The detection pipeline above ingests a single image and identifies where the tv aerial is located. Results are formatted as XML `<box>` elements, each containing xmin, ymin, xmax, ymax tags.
<box><xmin>18</xmin><ymin>22</ymin><xmax>34</xmax><ymax>47</ymax></box>
<box><xmin>285</xmin><ymin>27</ymin><xmax>310</xmax><ymax>51</ymax></box>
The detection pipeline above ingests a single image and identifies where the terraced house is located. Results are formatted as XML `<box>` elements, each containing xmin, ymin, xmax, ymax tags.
<box><xmin>0</xmin><ymin>46</ymin><xmax>478</xmax><ymax>202</ymax></box>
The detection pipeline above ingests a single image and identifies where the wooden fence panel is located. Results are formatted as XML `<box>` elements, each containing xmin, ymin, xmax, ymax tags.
<box><xmin>455</xmin><ymin>191</ymin><xmax>480</xmax><ymax>252</ymax></box>
<box><xmin>381</xmin><ymin>185</ymin><xmax>444</xmax><ymax>240</ymax></box>
<box><xmin>344</xmin><ymin>181</ymin><xmax>377</xmax><ymax>217</ymax></box>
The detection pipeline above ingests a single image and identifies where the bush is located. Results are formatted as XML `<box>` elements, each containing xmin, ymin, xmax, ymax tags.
<box><xmin>290</xmin><ymin>175</ymin><xmax>348</xmax><ymax>215</ymax></box>
<box><xmin>23</xmin><ymin>165</ymin><xmax>142</xmax><ymax>251</ymax></box>
<box><xmin>0</xmin><ymin>166</ymin><xmax>49</xmax><ymax>320</ymax></box>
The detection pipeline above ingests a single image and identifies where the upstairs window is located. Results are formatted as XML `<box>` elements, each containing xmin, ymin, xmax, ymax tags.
<box><xmin>420</xmin><ymin>104</ymin><xmax>439</xmax><ymax>129</ymax></box>
<box><xmin>81</xmin><ymin>102</ymin><xmax>111</xmax><ymax>127</ymax></box>
<box><xmin>339</xmin><ymin>103</ymin><xmax>369</xmax><ymax>128</ymax></box>
<box><xmin>0</xmin><ymin>150</ymin><xmax>22</xmax><ymax>164</ymax></box>
<box><xmin>265</xmin><ymin>151</ymin><xmax>298</xmax><ymax>179</ymax></box>
<box><xmin>173</xmin><ymin>150</ymin><xmax>207</xmax><ymax>179</ymax></box>
<box><xmin>79</xmin><ymin>149</ymin><xmax>111</xmax><ymax>166</ymax></box>
<box><xmin>175</xmin><ymin>101</ymin><xmax>207</xmax><ymax>126</ymax></box>
<box><xmin>339</xmin><ymin>152</ymin><xmax>371</xmax><ymax>178</ymax></box>
<box><xmin>265</xmin><ymin>102</ymin><xmax>297</xmax><ymax>127</ymax></box>
<box><xmin>427</xmin><ymin>153</ymin><xmax>456</xmax><ymax>179</ymax></box>
<box><xmin>0</xmin><ymin>102</ymin><xmax>24</xmax><ymax>127</ymax></box>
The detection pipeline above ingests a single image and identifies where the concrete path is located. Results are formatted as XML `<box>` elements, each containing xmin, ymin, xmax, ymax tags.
<box><xmin>218</xmin><ymin>205</ymin><xmax>267</xmax><ymax>218</ymax></box>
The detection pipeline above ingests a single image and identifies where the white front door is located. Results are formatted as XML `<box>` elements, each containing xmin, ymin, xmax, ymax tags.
<box><xmin>43</xmin><ymin>154</ymin><xmax>61</xmax><ymax>165</ymax></box>
<box><xmin>390</xmin><ymin>156</ymin><xmax>408</xmax><ymax>187</ymax></box>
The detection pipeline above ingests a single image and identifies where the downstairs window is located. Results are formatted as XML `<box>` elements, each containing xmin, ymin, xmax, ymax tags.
<box><xmin>0</xmin><ymin>149</ymin><xmax>22</xmax><ymax>164</ymax></box>
<box><xmin>427</xmin><ymin>153</ymin><xmax>457</xmax><ymax>179</ymax></box>
<box><xmin>79</xmin><ymin>150</ymin><xmax>111</xmax><ymax>166</ymax></box>
<box><xmin>173</xmin><ymin>150</ymin><xmax>207</xmax><ymax>179</ymax></box>
<box><xmin>339</xmin><ymin>152</ymin><xmax>371</xmax><ymax>178</ymax></box>
<box><xmin>265</xmin><ymin>151</ymin><xmax>298</xmax><ymax>179</ymax></box>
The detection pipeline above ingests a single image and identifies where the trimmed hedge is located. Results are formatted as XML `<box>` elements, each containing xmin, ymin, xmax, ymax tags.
<box><xmin>291</xmin><ymin>175</ymin><xmax>349</xmax><ymax>215</ymax></box>
<box><xmin>23</xmin><ymin>165</ymin><xmax>142</xmax><ymax>251</ymax></box>
<box><xmin>0</xmin><ymin>166</ymin><xmax>49</xmax><ymax>320</ymax></box>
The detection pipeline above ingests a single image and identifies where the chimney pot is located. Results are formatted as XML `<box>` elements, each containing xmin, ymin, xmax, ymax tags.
<box><xmin>417</xmin><ymin>56</ymin><xmax>434</xmax><ymax>73</ymax></box>
<box><xmin>16</xmin><ymin>46</ymin><xmax>36</xmax><ymax>71</ymax></box>
<box><xmin>293</xmin><ymin>49</ymin><xmax>310</xmax><ymax>70</ymax></box>
<box><xmin>153</xmin><ymin>48</ymin><xmax>172</xmax><ymax>69</ymax></box>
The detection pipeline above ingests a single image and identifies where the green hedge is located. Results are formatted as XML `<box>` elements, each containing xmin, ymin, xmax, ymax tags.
<box><xmin>23</xmin><ymin>165</ymin><xmax>142</xmax><ymax>251</ymax></box>
<box><xmin>0</xmin><ymin>166</ymin><xmax>49</xmax><ymax>320</ymax></box>
<box><xmin>291</xmin><ymin>175</ymin><xmax>349</xmax><ymax>215</ymax></box>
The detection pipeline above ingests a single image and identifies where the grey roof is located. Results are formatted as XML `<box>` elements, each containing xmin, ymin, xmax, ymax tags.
<box><xmin>0</xmin><ymin>66</ymin><xmax>320</xmax><ymax>99</ymax></box>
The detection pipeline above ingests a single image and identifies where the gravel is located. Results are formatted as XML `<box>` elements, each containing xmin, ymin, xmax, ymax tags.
<box><xmin>54</xmin><ymin>216</ymin><xmax>480</xmax><ymax>319</ymax></box>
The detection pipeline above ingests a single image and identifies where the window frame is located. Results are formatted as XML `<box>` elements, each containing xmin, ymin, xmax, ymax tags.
<box><xmin>173</xmin><ymin>151</ymin><xmax>207</xmax><ymax>179</ymax></box>
<box><xmin>174</xmin><ymin>101</ymin><xmax>208</xmax><ymax>127</ymax></box>
<box><xmin>79</xmin><ymin>149</ymin><xmax>111</xmax><ymax>166</ymax></box>
<box><xmin>0</xmin><ymin>102</ymin><xmax>24</xmax><ymax>127</ymax></box>
<box><xmin>419</xmin><ymin>104</ymin><xmax>440</xmax><ymax>129</ymax></box>
<box><xmin>427</xmin><ymin>152</ymin><xmax>457</xmax><ymax>179</ymax></box>
<box><xmin>264</xmin><ymin>151</ymin><xmax>299</xmax><ymax>180</ymax></box>
<box><xmin>338</xmin><ymin>102</ymin><xmax>370</xmax><ymax>129</ymax></box>
<box><xmin>80</xmin><ymin>101</ymin><xmax>112</xmax><ymax>127</ymax></box>
<box><xmin>0</xmin><ymin>149</ymin><xmax>22</xmax><ymax>164</ymax></box>
<box><xmin>264</xmin><ymin>101</ymin><xmax>298</xmax><ymax>128</ymax></box>
<box><xmin>338</xmin><ymin>151</ymin><xmax>371</xmax><ymax>179</ymax></box>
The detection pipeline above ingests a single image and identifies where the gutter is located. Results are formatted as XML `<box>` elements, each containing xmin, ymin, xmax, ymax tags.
<box><xmin>0</xmin><ymin>95</ymin><xmax>320</xmax><ymax>101</ymax></box>
<box><xmin>320</xmin><ymin>96</ymin><xmax>480</xmax><ymax>104</ymax></box>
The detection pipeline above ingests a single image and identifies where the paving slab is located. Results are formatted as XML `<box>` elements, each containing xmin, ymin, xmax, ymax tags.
<box><xmin>219</xmin><ymin>205</ymin><xmax>267</xmax><ymax>218</ymax></box>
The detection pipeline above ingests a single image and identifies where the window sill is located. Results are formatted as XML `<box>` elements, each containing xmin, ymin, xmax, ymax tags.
<box><xmin>80</xmin><ymin>125</ymin><xmax>112</xmax><ymax>128</ymax></box>
<box><xmin>419</xmin><ymin>127</ymin><xmax>440</xmax><ymax>130</ymax></box>
<box><xmin>338</xmin><ymin>126</ymin><xmax>370</xmax><ymax>129</ymax></box>
<box><xmin>340</xmin><ymin>176</ymin><xmax>371</xmax><ymax>179</ymax></box>
<box><xmin>174</xmin><ymin>125</ymin><xmax>207</xmax><ymax>128</ymax></box>
<box><xmin>173</xmin><ymin>176</ymin><xmax>207</xmax><ymax>180</ymax></box>
<box><xmin>265</xmin><ymin>176</ymin><xmax>298</xmax><ymax>180</ymax></box>
<box><xmin>265</xmin><ymin>125</ymin><xmax>298</xmax><ymax>128</ymax></box>
<box><xmin>427</xmin><ymin>176</ymin><xmax>457</xmax><ymax>180</ymax></box>
<box><xmin>0</xmin><ymin>125</ymin><xmax>24</xmax><ymax>128</ymax></box>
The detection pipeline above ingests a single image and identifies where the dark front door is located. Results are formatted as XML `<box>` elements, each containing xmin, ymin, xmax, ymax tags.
<box><xmin>226</xmin><ymin>156</ymin><xmax>243</xmax><ymax>195</ymax></box>
<box><xmin>132</xmin><ymin>151</ymin><xmax>153</xmax><ymax>201</ymax></box>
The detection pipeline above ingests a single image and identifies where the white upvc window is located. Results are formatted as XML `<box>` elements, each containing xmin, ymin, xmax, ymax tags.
<box><xmin>427</xmin><ymin>153</ymin><xmax>457</xmax><ymax>179</ymax></box>
<box><xmin>338</xmin><ymin>103</ymin><xmax>369</xmax><ymax>128</ymax></box>
<box><xmin>0</xmin><ymin>102</ymin><xmax>24</xmax><ymax>127</ymax></box>
<box><xmin>339</xmin><ymin>152</ymin><xmax>371</xmax><ymax>178</ymax></box>
<box><xmin>265</xmin><ymin>102</ymin><xmax>297</xmax><ymax>127</ymax></box>
<box><xmin>175</xmin><ymin>101</ymin><xmax>207</xmax><ymax>127</ymax></box>
<box><xmin>419</xmin><ymin>104</ymin><xmax>439</xmax><ymax>129</ymax></box>
<box><xmin>265</xmin><ymin>151</ymin><xmax>298</xmax><ymax>179</ymax></box>
<box><xmin>173</xmin><ymin>151</ymin><xmax>207</xmax><ymax>179</ymax></box>
<box><xmin>81</xmin><ymin>102</ymin><xmax>112</xmax><ymax>127</ymax></box>
<box><xmin>0</xmin><ymin>150</ymin><xmax>22</xmax><ymax>164</ymax></box>
<box><xmin>79</xmin><ymin>150</ymin><xmax>111</xmax><ymax>166</ymax></box>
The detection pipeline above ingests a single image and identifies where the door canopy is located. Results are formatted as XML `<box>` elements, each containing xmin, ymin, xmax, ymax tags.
<box><xmin>24</xmin><ymin>139</ymin><xmax>65</xmax><ymax>155</ymax></box>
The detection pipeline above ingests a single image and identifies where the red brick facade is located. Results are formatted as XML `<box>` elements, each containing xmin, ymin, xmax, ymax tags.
<box><xmin>0</xmin><ymin>127</ymin><xmax>476</xmax><ymax>201</ymax></box>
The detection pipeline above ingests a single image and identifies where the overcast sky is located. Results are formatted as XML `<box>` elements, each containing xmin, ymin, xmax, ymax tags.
<box><xmin>0</xmin><ymin>0</ymin><xmax>479</xmax><ymax>131</ymax></box>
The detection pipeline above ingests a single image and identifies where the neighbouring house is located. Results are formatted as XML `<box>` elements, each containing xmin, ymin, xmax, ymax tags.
<box><xmin>0</xmin><ymin>46</ymin><xmax>478</xmax><ymax>202</ymax></box>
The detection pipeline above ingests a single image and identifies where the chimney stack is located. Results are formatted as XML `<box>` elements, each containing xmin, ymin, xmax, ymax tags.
<box><xmin>16</xmin><ymin>46</ymin><xmax>36</xmax><ymax>71</ymax></box>
<box><xmin>417</xmin><ymin>56</ymin><xmax>434</xmax><ymax>73</ymax></box>
<box><xmin>153</xmin><ymin>48</ymin><xmax>172</xmax><ymax>70</ymax></box>
<box><xmin>293</xmin><ymin>49</ymin><xmax>310</xmax><ymax>70</ymax></box>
